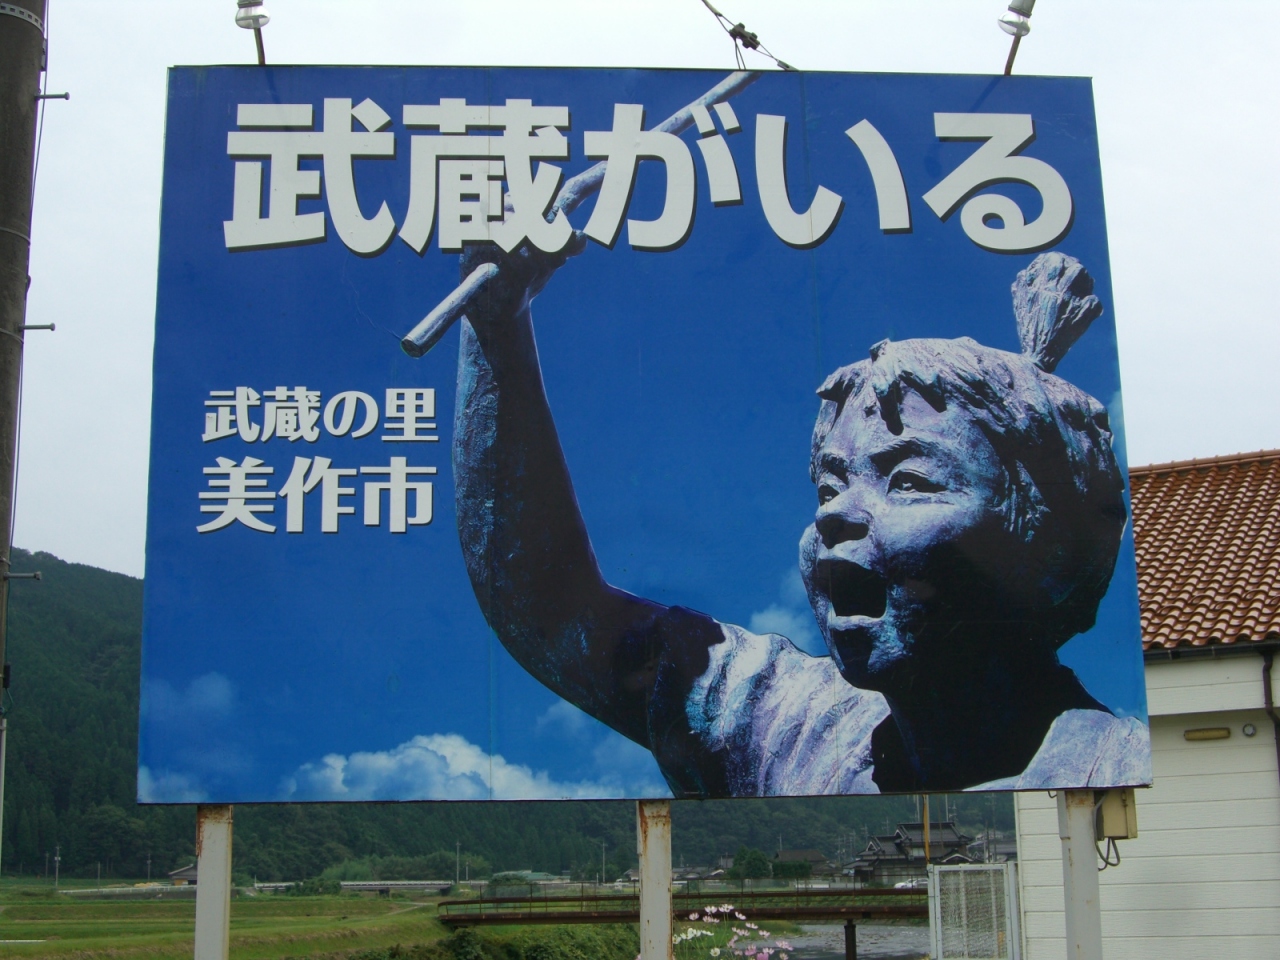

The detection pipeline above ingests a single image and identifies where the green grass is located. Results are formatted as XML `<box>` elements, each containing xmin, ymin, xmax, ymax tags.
<box><xmin>0</xmin><ymin>883</ymin><xmax>447</xmax><ymax>960</ymax></box>
<box><xmin>0</xmin><ymin>882</ymin><xmax>644</xmax><ymax>960</ymax></box>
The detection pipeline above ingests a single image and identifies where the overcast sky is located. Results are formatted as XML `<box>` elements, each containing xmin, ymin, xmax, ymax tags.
<box><xmin>16</xmin><ymin>0</ymin><xmax>1280</xmax><ymax>577</ymax></box>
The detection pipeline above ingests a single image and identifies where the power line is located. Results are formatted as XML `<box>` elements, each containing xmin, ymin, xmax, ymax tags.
<box><xmin>697</xmin><ymin>0</ymin><xmax>795</xmax><ymax>72</ymax></box>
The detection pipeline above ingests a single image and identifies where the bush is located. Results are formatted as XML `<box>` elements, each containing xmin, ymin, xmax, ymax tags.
<box><xmin>321</xmin><ymin>853</ymin><xmax>491</xmax><ymax>883</ymax></box>
<box><xmin>331</xmin><ymin>926</ymin><xmax>637</xmax><ymax>960</ymax></box>
<box><xmin>287</xmin><ymin>877</ymin><xmax>341</xmax><ymax>896</ymax></box>
<box><xmin>771</xmin><ymin>860</ymin><xmax>812</xmax><ymax>879</ymax></box>
<box><xmin>496</xmin><ymin>925</ymin><xmax>639</xmax><ymax>960</ymax></box>
<box><xmin>726</xmin><ymin>846</ymin><xmax>771</xmax><ymax>880</ymax></box>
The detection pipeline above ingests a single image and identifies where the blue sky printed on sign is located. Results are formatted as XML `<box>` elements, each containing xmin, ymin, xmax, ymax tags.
<box><xmin>140</xmin><ymin>66</ymin><xmax>1146</xmax><ymax>803</ymax></box>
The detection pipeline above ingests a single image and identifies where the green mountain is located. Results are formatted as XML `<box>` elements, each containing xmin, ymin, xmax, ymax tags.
<box><xmin>0</xmin><ymin>547</ymin><xmax>1010</xmax><ymax>882</ymax></box>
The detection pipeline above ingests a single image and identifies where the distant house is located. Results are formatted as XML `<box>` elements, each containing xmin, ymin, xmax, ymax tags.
<box><xmin>773</xmin><ymin>849</ymin><xmax>830</xmax><ymax>877</ymax></box>
<box><xmin>1015</xmin><ymin>450</ymin><xmax>1280</xmax><ymax>959</ymax></box>
<box><xmin>168</xmin><ymin>863</ymin><xmax>198</xmax><ymax>886</ymax></box>
<box><xmin>775</xmin><ymin>849</ymin><xmax>826</xmax><ymax>866</ymax></box>
<box><xmin>670</xmin><ymin>870</ymin><xmax>721</xmax><ymax>885</ymax></box>
<box><xmin>493</xmin><ymin>870</ymin><xmax>560</xmax><ymax>883</ymax></box>
<box><xmin>851</xmin><ymin>821</ymin><xmax>973</xmax><ymax>885</ymax></box>
<box><xmin>965</xmin><ymin>835</ymin><xmax>1018</xmax><ymax>863</ymax></box>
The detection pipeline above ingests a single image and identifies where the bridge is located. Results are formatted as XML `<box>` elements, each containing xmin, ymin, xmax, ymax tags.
<box><xmin>437</xmin><ymin>887</ymin><xmax>928</xmax><ymax>928</ymax></box>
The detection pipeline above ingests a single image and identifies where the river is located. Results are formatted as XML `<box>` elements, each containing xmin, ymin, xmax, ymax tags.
<box><xmin>785</xmin><ymin>922</ymin><xmax>930</xmax><ymax>959</ymax></box>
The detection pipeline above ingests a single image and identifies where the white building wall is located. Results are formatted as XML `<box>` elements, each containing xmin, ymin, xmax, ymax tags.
<box><xmin>1145</xmin><ymin>657</ymin><xmax>1275</xmax><ymax>717</ymax></box>
<box><xmin>1015</xmin><ymin>656</ymin><xmax>1280</xmax><ymax>960</ymax></box>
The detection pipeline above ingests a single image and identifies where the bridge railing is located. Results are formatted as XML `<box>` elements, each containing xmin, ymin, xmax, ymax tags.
<box><xmin>437</xmin><ymin>886</ymin><xmax>927</xmax><ymax>925</ymax></box>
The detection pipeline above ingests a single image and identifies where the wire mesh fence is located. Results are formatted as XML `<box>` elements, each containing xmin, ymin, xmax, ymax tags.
<box><xmin>928</xmin><ymin>862</ymin><xmax>1020</xmax><ymax>960</ymax></box>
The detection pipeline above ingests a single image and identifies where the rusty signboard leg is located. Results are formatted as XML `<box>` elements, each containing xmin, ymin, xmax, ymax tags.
<box><xmin>1057</xmin><ymin>791</ymin><xmax>1102</xmax><ymax>960</ymax></box>
<box><xmin>637</xmin><ymin>800</ymin><xmax>673</xmax><ymax>960</ymax></box>
<box><xmin>844</xmin><ymin>919</ymin><xmax>857</xmax><ymax>960</ymax></box>
<box><xmin>194</xmin><ymin>805</ymin><xmax>234</xmax><ymax>960</ymax></box>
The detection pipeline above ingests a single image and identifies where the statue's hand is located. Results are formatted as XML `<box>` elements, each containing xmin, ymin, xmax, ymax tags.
<box><xmin>460</xmin><ymin>232</ymin><xmax>587</xmax><ymax>332</ymax></box>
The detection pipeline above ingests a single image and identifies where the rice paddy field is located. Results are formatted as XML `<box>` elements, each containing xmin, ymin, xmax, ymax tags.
<box><xmin>0</xmin><ymin>881</ymin><xmax>457</xmax><ymax>960</ymax></box>
<box><xmin>0</xmin><ymin>880</ymin><xmax>913</xmax><ymax>960</ymax></box>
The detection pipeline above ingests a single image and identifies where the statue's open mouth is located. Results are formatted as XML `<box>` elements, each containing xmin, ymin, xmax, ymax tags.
<box><xmin>816</xmin><ymin>559</ymin><xmax>887</xmax><ymax>620</ymax></box>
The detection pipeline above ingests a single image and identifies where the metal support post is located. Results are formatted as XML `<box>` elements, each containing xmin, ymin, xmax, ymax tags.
<box><xmin>194</xmin><ymin>805</ymin><xmax>234</xmax><ymax>960</ymax></box>
<box><xmin>844</xmin><ymin>919</ymin><xmax>857</xmax><ymax>960</ymax></box>
<box><xmin>0</xmin><ymin>0</ymin><xmax>47</xmax><ymax>878</ymax></box>
<box><xmin>637</xmin><ymin>799</ymin><xmax>672</xmax><ymax>960</ymax></box>
<box><xmin>0</xmin><ymin>715</ymin><xmax>6</xmax><ymax>872</ymax></box>
<box><xmin>922</xmin><ymin>794</ymin><xmax>931</xmax><ymax>863</ymax></box>
<box><xmin>1057</xmin><ymin>790</ymin><xmax>1102</xmax><ymax>960</ymax></box>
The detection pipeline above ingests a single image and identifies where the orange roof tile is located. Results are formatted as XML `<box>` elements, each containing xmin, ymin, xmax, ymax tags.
<box><xmin>1130</xmin><ymin>449</ymin><xmax>1280</xmax><ymax>651</ymax></box>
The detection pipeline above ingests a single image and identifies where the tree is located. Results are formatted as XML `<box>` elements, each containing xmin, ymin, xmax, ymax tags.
<box><xmin>771</xmin><ymin>859</ymin><xmax>812</xmax><ymax>879</ymax></box>
<box><xmin>727</xmin><ymin>845</ymin><xmax>771</xmax><ymax>880</ymax></box>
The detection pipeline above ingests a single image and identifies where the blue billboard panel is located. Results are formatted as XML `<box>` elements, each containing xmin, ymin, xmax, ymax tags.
<box><xmin>141</xmin><ymin>66</ymin><xmax>1151</xmax><ymax>802</ymax></box>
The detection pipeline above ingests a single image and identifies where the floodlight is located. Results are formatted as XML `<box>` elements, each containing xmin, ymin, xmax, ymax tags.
<box><xmin>998</xmin><ymin>13</ymin><xmax>1031</xmax><ymax>37</ymax></box>
<box><xmin>235</xmin><ymin>0</ymin><xmax>269</xmax><ymax>30</ymax></box>
<box><xmin>998</xmin><ymin>0</ymin><xmax>1034</xmax><ymax>37</ymax></box>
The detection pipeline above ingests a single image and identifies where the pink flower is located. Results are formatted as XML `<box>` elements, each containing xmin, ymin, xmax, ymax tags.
<box><xmin>690</xmin><ymin>913</ymin><xmax>700</xmax><ymax>920</ymax></box>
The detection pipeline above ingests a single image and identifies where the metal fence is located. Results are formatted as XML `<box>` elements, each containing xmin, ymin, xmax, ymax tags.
<box><xmin>437</xmin><ymin>886</ymin><xmax>927</xmax><ymax>927</ymax></box>
<box><xmin>927</xmin><ymin>863</ymin><xmax>1020</xmax><ymax>960</ymax></box>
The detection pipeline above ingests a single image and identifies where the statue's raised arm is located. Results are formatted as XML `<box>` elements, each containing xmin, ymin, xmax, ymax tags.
<box><xmin>448</xmin><ymin>236</ymin><xmax>888</xmax><ymax>801</ymax></box>
<box><xmin>452</xmin><ymin>239</ymin><xmax>677</xmax><ymax>748</ymax></box>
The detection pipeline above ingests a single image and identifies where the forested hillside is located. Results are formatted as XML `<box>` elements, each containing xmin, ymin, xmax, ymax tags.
<box><xmin>0</xmin><ymin>548</ymin><xmax>1010</xmax><ymax>882</ymax></box>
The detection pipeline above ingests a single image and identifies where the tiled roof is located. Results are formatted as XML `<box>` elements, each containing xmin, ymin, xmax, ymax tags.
<box><xmin>1130</xmin><ymin>449</ymin><xmax>1280</xmax><ymax>651</ymax></box>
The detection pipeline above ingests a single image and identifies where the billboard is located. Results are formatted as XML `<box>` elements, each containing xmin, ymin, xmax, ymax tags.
<box><xmin>140</xmin><ymin>65</ymin><xmax>1151</xmax><ymax>803</ymax></box>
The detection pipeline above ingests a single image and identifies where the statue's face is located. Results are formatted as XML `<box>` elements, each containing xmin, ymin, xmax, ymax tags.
<box><xmin>800</xmin><ymin>386</ymin><xmax>1023</xmax><ymax>692</ymax></box>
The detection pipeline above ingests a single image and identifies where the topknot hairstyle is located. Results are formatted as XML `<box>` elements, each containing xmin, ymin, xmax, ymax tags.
<box><xmin>809</xmin><ymin>253</ymin><xmax>1127</xmax><ymax>647</ymax></box>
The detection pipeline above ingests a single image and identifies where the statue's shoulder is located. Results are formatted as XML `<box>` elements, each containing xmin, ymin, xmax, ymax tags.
<box><xmin>969</xmin><ymin>709</ymin><xmax>1152</xmax><ymax>791</ymax></box>
<box><xmin>686</xmin><ymin>621</ymin><xmax>889</xmax><ymax>795</ymax></box>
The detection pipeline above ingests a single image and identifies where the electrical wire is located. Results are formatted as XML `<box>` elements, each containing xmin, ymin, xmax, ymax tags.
<box><xmin>1091</xmin><ymin>793</ymin><xmax>1122</xmax><ymax>870</ymax></box>
<box><xmin>1096</xmin><ymin>836</ymin><xmax>1121</xmax><ymax>870</ymax></box>
<box><xmin>697</xmin><ymin>0</ymin><xmax>796</xmax><ymax>71</ymax></box>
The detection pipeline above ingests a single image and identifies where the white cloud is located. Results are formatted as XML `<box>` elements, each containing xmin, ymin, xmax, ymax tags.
<box><xmin>591</xmin><ymin>733</ymin><xmax>670</xmax><ymax>798</ymax></box>
<box><xmin>142</xmin><ymin>672</ymin><xmax>236</xmax><ymax>722</ymax></box>
<box><xmin>283</xmin><ymin>732</ymin><xmax>671</xmax><ymax>802</ymax></box>
<box><xmin>749</xmin><ymin>569</ymin><xmax>826</xmax><ymax>656</ymax></box>
<box><xmin>137</xmin><ymin>765</ymin><xmax>207</xmax><ymax>803</ymax></box>
<box><xmin>535</xmin><ymin>698</ymin><xmax>591</xmax><ymax>737</ymax></box>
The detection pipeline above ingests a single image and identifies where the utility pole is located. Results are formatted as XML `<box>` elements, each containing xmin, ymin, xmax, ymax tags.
<box><xmin>922</xmin><ymin>795</ymin><xmax>931</xmax><ymax>864</ymax></box>
<box><xmin>455</xmin><ymin>841</ymin><xmax>460</xmax><ymax>885</ymax></box>
<box><xmin>53</xmin><ymin>844</ymin><xmax>59</xmax><ymax>887</ymax></box>
<box><xmin>0</xmin><ymin>0</ymin><xmax>48</xmax><ymax>878</ymax></box>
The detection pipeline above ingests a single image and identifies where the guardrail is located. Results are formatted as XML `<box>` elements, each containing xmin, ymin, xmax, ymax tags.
<box><xmin>340</xmin><ymin>880</ymin><xmax>454</xmax><ymax>893</ymax></box>
<box><xmin>437</xmin><ymin>887</ymin><xmax>927</xmax><ymax>927</ymax></box>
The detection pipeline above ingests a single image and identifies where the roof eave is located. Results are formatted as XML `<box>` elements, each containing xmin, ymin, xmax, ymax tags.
<box><xmin>1142</xmin><ymin>638</ymin><xmax>1280</xmax><ymax>663</ymax></box>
